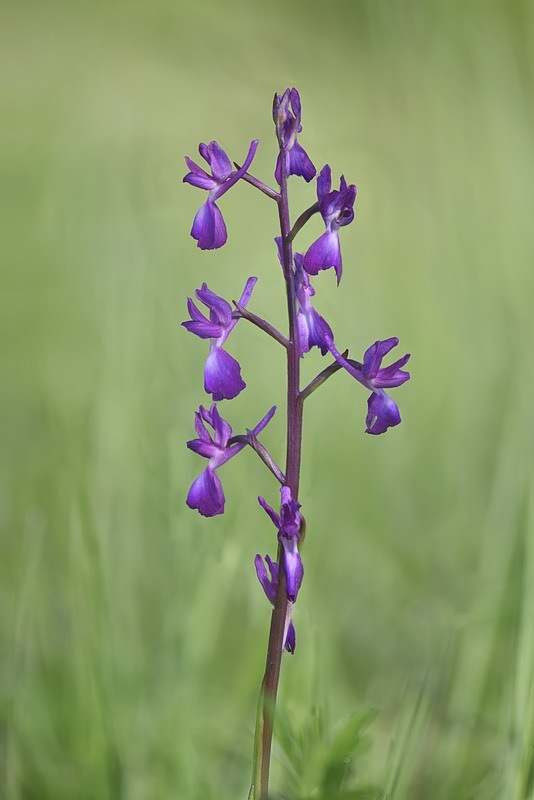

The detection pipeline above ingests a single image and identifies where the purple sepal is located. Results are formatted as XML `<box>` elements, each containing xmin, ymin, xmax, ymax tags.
<box><xmin>258</xmin><ymin>486</ymin><xmax>304</xmax><ymax>602</ymax></box>
<box><xmin>198</xmin><ymin>141</ymin><xmax>233</xmax><ymax>182</ymax></box>
<box><xmin>204</xmin><ymin>347</ymin><xmax>246</xmax><ymax>401</ymax></box>
<box><xmin>254</xmin><ymin>553</ymin><xmax>296</xmax><ymax>653</ymax></box>
<box><xmin>325</xmin><ymin>335</ymin><xmax>410</xmax><ymax>435</ymax></box>
<box><xmin>186</xmin><ymin>404</ymin><xmax>276</xmax><ymax>517</ymax></box>
<box><xmin>184</xmin><ymin>140</ymin><xmax>259</xmax><ymax>250</ymax></box>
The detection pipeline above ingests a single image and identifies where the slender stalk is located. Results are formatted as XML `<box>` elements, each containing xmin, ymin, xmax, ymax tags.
<box><xmin>252</xmin><ymin>151</ymin><xmax>304</xmax><ymax>800</ymax></box>
<box><xmin>288</xmin><ymin>201</ymin><xmax>320</xmax><ymax>243</ymax></box>
<box><xmin>299</xmin><ymin>350</ymin><xmax>349</xmax><ymax>402</ymax></box>
<box><xmin>233</xmin><ymin>303</ymin><xmax>290</xmax><ymax>348</ymax></box>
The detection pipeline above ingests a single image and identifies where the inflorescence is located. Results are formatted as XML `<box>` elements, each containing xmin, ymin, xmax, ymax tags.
<box><xmin>181</xmin><ymin>88</ymin><xmax>411</xmax><ymax>651</ymax></box>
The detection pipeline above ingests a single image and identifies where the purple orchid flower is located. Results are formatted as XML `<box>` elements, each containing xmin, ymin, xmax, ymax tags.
<box><xmin>254</xmin><ymin>554</ymin><xmax>296</xmax><ymax>653</ymax></box>
<box><xmin>294</xmin><ymin>253</ymin><xmax>333</xmax><ymax>355</ymax></box>
<box><xmin>273</xmin><ymin>88</ymin><xmax>316</xmax><ymax>185</ymax></box>
<box><xmin>183</xmin><ymin>139</ymin><xmax>259</xmax><ymax>250</ymax></box>
<box><xmin>273</xmin><ymin>238</ymin><xmax>332</xmax><ymax>356</ymax></box>
<box><xmin>326</xmin><ymin>335</ymin><xmax>410</xmax><ymax>434</ymax></box>
<box><xmin>258</xmin><ymin>486</ymin><xmax>304</xmax><ymax>602</ymax></box>
<box><xmin>182</xmin><ymin>277</ymin><xmax>257</xmax><ymax>401</ymax></box>
<box><xmin>303</xmin><ymin>165</ymin><xmax>357</xmax><ymax>284</ymax></box>
<box><xmin>187</xmin><ymin>404</ymin><xmax>276</xmax><ymax>517</ymax></box>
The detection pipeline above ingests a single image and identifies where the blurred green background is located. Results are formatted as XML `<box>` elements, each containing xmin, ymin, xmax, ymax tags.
<box><xmin>3</xmin><ymin>0</ymin><xmax>534</xmax><ymax>798</ymax></box>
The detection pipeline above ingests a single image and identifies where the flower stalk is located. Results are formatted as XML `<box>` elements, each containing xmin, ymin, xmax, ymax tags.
<box><xmin>251</xmin><ymin>138</ymin><xmax>304</xmax><ymax>800</ymax></box>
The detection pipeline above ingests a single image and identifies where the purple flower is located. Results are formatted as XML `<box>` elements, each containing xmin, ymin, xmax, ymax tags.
<box><xmin>294</xmin><ymin>253</ymin><xmax>333</xmax><ymax>355</ymax></box>
<box><xmin>254</xmin><ymin>554</ymin><xmax>296</xmax><ymax>653</ymax></box>
<box><xmin>273</xmin><ymin>88</ymin><xmax>316</xmax><ymax>185</ymax></box>
<box><xmin>258</xmin><ymin>487</ymin><xmax>304</xmax><ymax>602</ymax></box>
<box><xmin>182</xmin><ymin>277</ymin><xmax>256</xmax><ymax>401</ymax></box>
<box><xmin>303</xmin><ymin>165</ymin><xmax>357</xmax><ymax>284</ymax></box>
<box><xmin>326</xmin><ymin>335</ymin><xmax>410</xmax><ymax>435</ymax></box>
<box><xmin>273</xmin><ymin>238</ymin><xmax>332</xmax><ymax>356</ymax></box>
<box><xmin>183</xmin><ymin>139</ymin><xmax>259</xmax><ymax>250</ymax></box>
<box><xmin>187</xmin><ymin>404</ymin><xmax>276</xmax><ymax>517</ymax></box>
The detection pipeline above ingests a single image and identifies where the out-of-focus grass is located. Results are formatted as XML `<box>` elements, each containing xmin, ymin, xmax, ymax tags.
<box><xmin>2</xmin><ymin>1</ymin><xmax>534</xmax><ymax>798</ymax></box>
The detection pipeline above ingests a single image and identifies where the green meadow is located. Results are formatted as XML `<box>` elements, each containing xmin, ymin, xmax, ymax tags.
<box><xmin>3</xmin><ymin>0</ymin><xmax>533</xmax><ymax>797</ymax></box>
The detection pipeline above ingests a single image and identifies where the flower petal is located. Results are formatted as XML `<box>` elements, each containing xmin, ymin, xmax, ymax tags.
<box><xmin>182</xmin><ymin>297</ymin><xmax>224</xmax><ymax>339</ymax></box>
<box><xmin>186</xmin><ymin>438</ymin><xmax>218</xmax><ymax>459</ymax></box>
<box><xmin>254</xmin><ymin>554</ymin><xmax>277</xmax><ymax>604</ymax></box>
<box><xmin>195</xmin><ymin>283</ymin><xmax>233</xmax><ymax>327</ymax></box>
<box><xmin>317</xmin><ymin>164</ymin><xmax>332</xmax><ymax>203</ymax></box>
<box><xmin>191</xmin><ymin>199</ymin><xmax>227</xmax><ymax>250</ymax></box>
<box><xmin>366</xmin><ymin>391</ymin><xmax>401</xmax><ymax>435</ymax></box>
<box><xmin>203</xmin><ymin>141</ymin><xmax>233</xmax><ymax>183</ymax></box>
<box><xmin>362</xmin><ymin>337</ymin><xmax>398</xmax><ymax>378</ymax></box>
<box><xmin>203</xmin><ymin>404</ymin><xmax>232</xmax><ymax>448</ymax></box>
<box><xmin>303</xmin><ymin>230</ymin><xmax>342</xmax><ymax>283</ymax></box>
<box><xmin>204</xmin><ymin>347</ymin><xmax>246</xmax><ymax>401</ymax></box>
<box><xmin>183</xmin><ymin>157</ymin><xmax>218</xmax><ymax>190</ymax></box>
<box><xmin>186</xmin><ymin>467</ymin><xmax>225</xmax><ymax>516</ymax></box>
<box><xmin>279</xmin><ymin>534</ymin><xmax>304</xmax><ymax>601</ymax></box>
